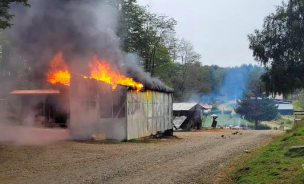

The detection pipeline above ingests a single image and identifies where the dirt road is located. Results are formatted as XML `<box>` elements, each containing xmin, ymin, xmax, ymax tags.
<box><xmin>0</xmin><ymin>130</ymin><xmax>282</xmax><ymax>184</ymax></box>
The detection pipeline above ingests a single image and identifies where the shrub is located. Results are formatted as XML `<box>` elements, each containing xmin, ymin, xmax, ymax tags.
<box><xmin>275</xmin><ymin>113</ymin><xmax>282</xmax><ymax>120</ymax></box>
<box><xmin>256</xmin><ymin>123</ymin><xmax>272</xmax><ymax>130</ymax></box>
<box><xmin>286</xmin><ymin>120</ymin><xmax>293</xmax><ymax>125</ymax></box>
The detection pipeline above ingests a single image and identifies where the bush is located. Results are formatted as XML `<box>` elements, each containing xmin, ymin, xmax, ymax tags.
<box><xmin>223</xmin><ymin>110</ymin><xmax>232</xmax><ymax>115</ymax></box>
<box><xmin>256</xmin><ymin>123</ymin><xmax>272</xmax><ymax>130</ymax></box>
<box><xmin>289</xmin><ymin>121</ymin><xmax>304</xmax><ymax>132</ymax></box>
<box><xmin>275</xmin><ymin>113</ymin><xmax>282</xmax><ymax>120</ymax></box>
<box><xmin>211</xmin><ymin>105</ymin><xmax>219</xmax><ymax>111</ymax></box>
<box><xmin>286</xmin><ymin>120</ymin><xmax>293</xmax><ymax>125</ymax></box>
<box><xmin>210</xmin><ymin>110</ymin><xmax>222</xmax><ymax>115</ymax></box>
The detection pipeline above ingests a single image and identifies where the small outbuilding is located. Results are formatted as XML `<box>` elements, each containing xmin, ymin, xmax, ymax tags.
<box><xmin>277</xmin><ymin>104</ymin><xmax>294</xmax><ymax>115</ymax></box>
<box><xmin>10</xmin><ymin>76</ymin><xmax>174</xmax><ymax>141</ymax></box>
<box><xmin>70</xmin><ymin>76</ymin><xmax>174</xmax><ymax>140</ymax></box>
<box><xmin>173</xmin><ymin>103</ymin><xmax>204</xmax><ymax>130</ymax></box>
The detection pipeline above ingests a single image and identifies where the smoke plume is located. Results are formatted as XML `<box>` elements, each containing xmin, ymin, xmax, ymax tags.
<box><xmin>7</xmin><ymin>0</ymin><xmax>172</xmax><ymax>92</ymax></box>
<box><xmin>0</xmin><ymin>109</ymin><xmax>70</xmax><ymax>145</ymax></box>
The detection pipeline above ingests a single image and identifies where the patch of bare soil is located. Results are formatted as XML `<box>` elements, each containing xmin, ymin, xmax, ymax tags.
<box><xmin>0</xmin><ymin>130</ymin><xmax>283</xmax><ymax>184</ymax></box>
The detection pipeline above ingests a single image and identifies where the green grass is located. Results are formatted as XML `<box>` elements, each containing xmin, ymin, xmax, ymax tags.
<box><xmin>262</xmin><ymin>115</ymin><xmax>294</xmax><ymax>130</ymax></box>
<box><xmin>225</xmin><ymin>120</ymin><xmax>304</xmax><ymax>184</ymax></box>
<box><xmin>203</xmin><ymin>113</ymin><xmax>293</xmax><ymax>130</ymax></box>
<box><xmin>203</xmin><ymin>114</ymin><xmax>254</xmax><ymax>128</ymax></box>
<box><xmin>293</xmin><ymin>100</ymin><xmax>304</xmax><ymax>111</ymax></box>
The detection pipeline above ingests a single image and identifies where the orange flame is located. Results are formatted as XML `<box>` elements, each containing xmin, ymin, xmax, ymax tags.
<box><xmin>89</xmin><ymin>55</ymin><xmax>143</xmax><ymax>91</ymax></box>
<box><xmin>47</xmin><ymin>53</ymin><xmax>71</xmax><ymax>86</ymax></box>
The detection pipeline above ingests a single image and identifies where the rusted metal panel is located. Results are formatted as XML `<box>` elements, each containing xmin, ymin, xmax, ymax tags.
<box><xmin>10</xmin><ymin>90</ymin><xmax>60</xmax><ymax>95</ymax></box>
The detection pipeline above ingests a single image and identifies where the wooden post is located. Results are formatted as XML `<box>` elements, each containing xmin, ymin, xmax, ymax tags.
<box><xmin>197</xmin><ymin>109</ymin><xmax>202</xmax><ymax>130</ymax></box>
<box><xmin>19</xmin><ymin>97</ymin><xmax>22</xmax><ymax>125</ymax></box>
<box><xmin>43</xmin><ymin>95</ymin><xmax>46</xmax><ymax>126</ymax></box>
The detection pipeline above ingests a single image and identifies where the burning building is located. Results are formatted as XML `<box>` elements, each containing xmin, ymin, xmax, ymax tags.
<box><xmin>70</xmin><ymin>76</ymin><xmax>173</xmax><ymax>140</ymax></box>
<box><xmin>7</xmin><ymin>0</ymin><xmax>174</xmax><ymax>141</ymax></box>
<box><xmin>10</xmin><ymin>53</ymin><xmax>174</xmax><ymax>141</ymax></box>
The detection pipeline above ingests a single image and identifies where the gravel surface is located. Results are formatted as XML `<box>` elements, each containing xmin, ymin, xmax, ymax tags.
<box><xmin>0</xmin><ymin>130</ymin><xmax>282</xmax><ymax>184</ymax></box>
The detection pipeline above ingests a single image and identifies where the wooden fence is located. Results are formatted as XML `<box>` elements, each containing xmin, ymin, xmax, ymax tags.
<box><xmin>294</xmin><ymin>111</ymin><xmax>304</xmax><ymax>122</ymax></box>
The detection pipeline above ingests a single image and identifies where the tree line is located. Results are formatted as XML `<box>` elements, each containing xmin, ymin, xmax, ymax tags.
<box><xmin>0</xmin><ymin>0</ymin><xmax>261</xmax><ymax>102</ymax></box>
<box><xmin>0</xmin><ymin>0</ymin><xmax>285</xmax><ymax>129</ymax></box>
<box><xmin>101</xmin><ymin>1</ymin><xmax>265</xmax><ymax>102</ymax></box>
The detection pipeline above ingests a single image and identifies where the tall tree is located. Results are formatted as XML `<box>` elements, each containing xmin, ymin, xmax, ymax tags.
<box><xmin>116</xmin><ymin>0</ymin><xmax>146</xmax><ymax>53</ymax></box>
<box><xmin>0</xmin><ymin>0</ymin><xmax>30</xmax><ymax>29</ymax></box>
<box><xmin>235</xmin><ymin>71</ymin><xmax>278</xmax><ymax>129</ymax></box>
<box><xmin>116</xmin><ymin>1</ymin><xmax>176</xmax><ymax>76</ymax></box>
<box><xmin>142</xmin><ymin>11</ymin><xmax>176</xmax><ymax>75</ymax></box>
<box><xmin>0</xmin><ymin>31</ymin><xmax>32</xmax><ymax>97</ymax></box>
<box><xmin>249</xmin><ymin>0</ymin><xmax>304</xmax><ymax>96</ymax></box>
<box><xmin>169</xmin><ymin>39</ymin><xmax>203</xmax><ymax>101</ymax></box>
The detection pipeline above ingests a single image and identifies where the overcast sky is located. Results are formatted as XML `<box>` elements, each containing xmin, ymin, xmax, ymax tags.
<box><xmin>137</xmin><ymin>0</ymin><xmax>282</xmax><ymax>67</ymax></box>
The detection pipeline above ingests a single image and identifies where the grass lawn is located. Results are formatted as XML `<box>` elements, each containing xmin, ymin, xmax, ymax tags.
<box><xmin>203</xmin><ymin>114</ymin><xmax>294</xmax><ymax>130</ymax></box>
<box><xmin>223</xmin><ymin>121</ymin><xmax>304</xmax><ymax>184</ymax></box>
<box><xmin>261</xmin><ymin>115</ymin><xmax>294</xmax><ymax>130</ymax></box>
<box><xmin>293</xmin><ymin>100</ymin><xmax>303</xmax><ymax>111</ymax></box>
<box><xmin>203</xmin><ymin>114</ymin><xmax>254</xmax><ymax>128</ymax></box>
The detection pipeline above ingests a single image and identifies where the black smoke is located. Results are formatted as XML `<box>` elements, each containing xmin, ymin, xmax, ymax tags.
<box><xmin>8</xmin><ymin>0</ymin><xmax>173</xmax><ymax>92</ymax></box>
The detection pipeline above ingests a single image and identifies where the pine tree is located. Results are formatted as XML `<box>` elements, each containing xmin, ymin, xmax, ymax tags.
<box><xmin>235</xmin><ymin>71</ymin><xmax>278</xmax><ymax>130</ymax></box>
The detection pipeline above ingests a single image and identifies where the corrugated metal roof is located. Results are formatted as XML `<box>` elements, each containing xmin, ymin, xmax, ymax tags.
<box><xmin>173</xmin><ymin>116</ymin><xmax>187</xmax><ymax>129</ymax></box>
<box><xmin>277</xmin><ymin>104</ymin><xmax>293</xmax><ymax>110</ymax></box>
<box><xmin>10</xmin><ymin>90</ymin><xmax>60</xmax><ymax>95</ymax></box>
<box><xmin>173</xmin><ymin>103</ymin><xmax>201</xmax><ymax>111</ymax></box>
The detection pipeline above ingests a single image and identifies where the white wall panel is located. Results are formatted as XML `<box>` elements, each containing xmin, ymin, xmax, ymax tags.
<box><xmin>127</xmin><ymin>90</ymin><xmax>173</xmax><ymax>140</ymax></box>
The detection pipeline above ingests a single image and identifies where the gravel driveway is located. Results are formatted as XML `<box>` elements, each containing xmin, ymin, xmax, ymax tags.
<box><xmin>0</xmin><ymin>130</ymin><xmax>282</xmax><ymax>184</ymax></box>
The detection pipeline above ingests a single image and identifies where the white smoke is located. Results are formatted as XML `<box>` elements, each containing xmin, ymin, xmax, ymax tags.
<box><xmin>0</xmin><ymin>110</ymin><xmax>70</xmax><ymax>145</ymax></box>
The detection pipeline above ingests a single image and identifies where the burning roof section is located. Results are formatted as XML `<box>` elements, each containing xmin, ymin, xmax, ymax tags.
<box><xmin>46</xmin><ymin>53</ymin><xmax>144</xmax><ymax>91</ymax></box>
<box><xmin>45</xmin><ymin>52</ymin><xmax>173</xmax><ymax>93</ymax></box>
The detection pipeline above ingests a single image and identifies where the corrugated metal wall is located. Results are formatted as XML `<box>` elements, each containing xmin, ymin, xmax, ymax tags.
<box><xmin>70</xmin><ymin>77</ymin><xmax>100</xmax><ymax>139</ymax></box>
<box><xmin>127</xmin><ymin>90</ymin><xmax>173</xmax><ymax>140</ymax></box>
<box><xmin>70</xmin><ymin>76</ymin><xmax>127</xmax><ymax>140</ymax></box>
<box><xmin>97</xmin><ymin>85</ymin><xmax>127</xmax><ymax>141</ymax></box>
<box><xmin>70</xmin><ymin>76</ymin><xmax>173</xmax><ymax>141</ymax></box>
